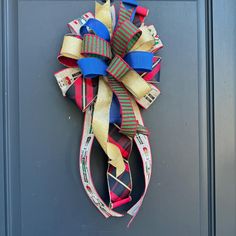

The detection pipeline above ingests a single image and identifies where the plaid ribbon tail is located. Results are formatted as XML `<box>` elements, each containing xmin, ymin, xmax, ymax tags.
<box><xmin>107</xmin><ymin>124</ymin><xmax>133</xmax><ymax>209</ymax></box>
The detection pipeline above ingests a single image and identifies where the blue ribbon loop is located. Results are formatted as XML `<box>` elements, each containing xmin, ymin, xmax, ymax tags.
<box><xmin>124</xmin><ymin>51</ymin><xmax>153</xmax><ymax>72</ymax></box>
<box><xmin>78</xmin><ymin>58</ymin><xmax>108</xmax><ymax>78</ymax></box>
<box><xmin>80</xmin><ymin>18</ymin><xmax>110</xmax><ymax>42</ymax></box>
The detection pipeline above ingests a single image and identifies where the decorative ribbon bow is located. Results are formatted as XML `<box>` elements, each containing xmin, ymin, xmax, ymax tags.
<box><xmin>54</xmin><ymin>0</ymin><xmax>163</xmax><ymax>226</ymax></box>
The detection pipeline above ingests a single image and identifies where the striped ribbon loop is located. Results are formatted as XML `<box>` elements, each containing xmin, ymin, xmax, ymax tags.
<box><xmin>107</xmin><ymin>55</ymin><xmax>153</xmax><ymax>100</ymax></box>
<box><xmin>116</xmin><ymin>2</ymin><xmax>134</xmax><ymax>28</ymax></box>
<box><xmin>111</xmin><ymin>20</ymin><xmax>142</xmax><ymax>57</ymax></box>
<box><xmin>137</xmin><ymin>124</ymin><xmax>149</xmax><ymax>135</ymax></box>
<box><xmin>107</xmin><ymin>55</ymin><xmax>130</xmax><ymax>81</ymax></box>
<box><xmin>107</xmin><ymin>75</ymin><xmax>138</xmax><ymax>137</ymax></box>
<box><xmin>81</xmin><ymin>34</ymin><xmax>112</xmax><ymax>60</ymax></box>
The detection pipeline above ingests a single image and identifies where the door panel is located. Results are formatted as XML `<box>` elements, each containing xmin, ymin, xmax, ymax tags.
<box><xmin>0</xmin><ymin>0</ymin><xmax>6</xmax><ymax>233</ymax></box>
<box><xmin>2</xmin><ymin>0</ymin><xmax>209</xmax><ymax>235</ymax></box>
<box><xmin>214</xmin><ymin>1</ymin><xmax>236</xmax><ymax>235</ymax></box>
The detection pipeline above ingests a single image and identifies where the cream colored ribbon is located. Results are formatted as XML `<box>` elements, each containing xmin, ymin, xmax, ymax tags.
<box><xmin>92</xmin><ymin>0</ymin><xmax>127</xmax><ymax>176</ymax></box>
<box><xmin>92</xmin><ymin>77</ymin><xmax>125</xmax><ymax>177</ymax></box>
<box><xmin>95</xmin><ymin>0</ymin><xmax>113</xmax><ymax>35</ymax></box>
<box><xmin>120</xmin><ymin>69</ymin><xmax>152</xmax><ymax>100</ymax></box>
<box><xmin>130</xmin><ymin>25</ymin><xmax>155</xmax><ymax>51</ymax></box>
<box><xmin>60</xmin><ymin>35</ymin><xmax>83</xmax><ymax>59</ymax></box>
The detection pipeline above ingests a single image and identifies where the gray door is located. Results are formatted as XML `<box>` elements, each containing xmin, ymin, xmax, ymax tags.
<box><xmin>1</xmin><ymin>0</ymin><xmax>235</xmax><ymax>235</ymax></box>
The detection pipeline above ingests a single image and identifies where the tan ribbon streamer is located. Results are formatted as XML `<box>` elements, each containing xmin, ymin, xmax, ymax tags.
<box><xmin>60</xmin><ymin>35</ymin><xmax>83</xmax><ymax>59</ymax></box>
<box><xmin>92</xmin><ymin>0</ymin><xmax>126</xmax><ymax>176</ymax></box>
<box><xmin>95</xmin><ymin>0</ymin><xmax>113</xmax><ymax>35</ymax></box>
<box><xmin>92</xmin><ymin>77</ymin><xmax>125</xmax><ymax>177</ymax></box>
<box><xmin>121</xmin><ymin>70</ymin><xmax>152</xmax><ymax>99</ymax></box>
<box><xmin>130</xmin><ymin>25</ymin><xmax>155</xmax><ymax>51</ymax></box>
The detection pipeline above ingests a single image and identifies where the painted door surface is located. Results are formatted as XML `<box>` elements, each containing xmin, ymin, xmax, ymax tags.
<box><xmin>1</xmin><ymin>0</ymin><xmax>235</xmax><ymax>235</ymax></box>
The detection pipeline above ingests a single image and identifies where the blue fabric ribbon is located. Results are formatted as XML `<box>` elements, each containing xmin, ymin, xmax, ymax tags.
<box><xmin>110</xmin><ymin>95</ymin><xmax>121</xmax><ymax>124</ymax></box>
<box><xmin>124</xmin><ymin>51</ymin><xmax>153</xmax><ymax>72</ymax></box>
<box><xmin>80</xmin><ymin>18</ymin><xmax>110</xmax><ymax>42</ymax></box>
<box><xmin>78</xmin><ymin>58</ymin><xmax>108</xmax><ymax>78</ymax></box>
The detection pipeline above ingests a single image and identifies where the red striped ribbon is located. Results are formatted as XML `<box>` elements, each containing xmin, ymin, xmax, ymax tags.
<box><xmin>81</xmin><ymin>34</ymin><xmax>112</xmax><ymax>60</ymax></box>
<box><xmin>111</xmin><ymin>20</ymin><xmax>142</xmax><ymax>57</ymax></box>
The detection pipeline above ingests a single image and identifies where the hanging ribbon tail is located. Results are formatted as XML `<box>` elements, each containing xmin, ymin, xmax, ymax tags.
<box><xmin>92</xmin><ymin>77</ymin><xmax>126</xmax><ymax>177</ymax></box>
<box><xmin>79</xmin><ymin>106</ymin><xmax>124</xmax><ymax>218</ymax></box>
<box><xmin>54</xmin><ymin>0</ymin><xmax>164</xmax><ymax>226</ymax></box>
<box><xmin>126</xmin><ymin>97</ymin><xmax>153</xmax><ymax>227</ymax></box>
<box><xmin>107</xmin><ymin>124</ymin><xmax>133</xmax><ymax>209</ymax></box>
